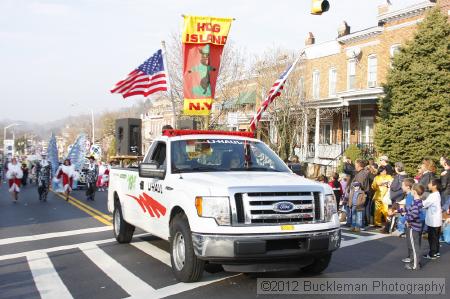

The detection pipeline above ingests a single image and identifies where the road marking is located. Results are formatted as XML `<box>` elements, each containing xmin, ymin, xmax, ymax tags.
<box><xmin>0</xmin><ymin>233</ymin><xmax>150</xmax><ymax>261</ymax></box>
<box><xmin>67</xmin><ymin>193</ymin><xmax>113</xmax><ymax>221</ymax></box>
<box><xmin>79</xmin><ymin>243</ymin><xmax>158</xmax><ymax>298</ymax></box>
<box><xmin>27</xmin><ymin>251</ymin><xmax>73</xmax><ymax>299</ymax></box>
<box><xmin>131</xmin><ymin>241</ymin><xmax>172</xmax><ymax>267</ymax></box>
<box><xmin>340</xmin><ymin>233</ymin><xmax>389</xmax><ymax>248</ymax></box>
<box><xmin>0</xmin><ymin>226</ymin><xmax>111</xmax><ymax>245</ymax></box>
<box><xmin>53</xmin><ymin>192</ymin><xmax>112</xmax><ymax>226</ymax></box>
<box><xmin>156</xmin><ymin>273</ymin><xmax>242</xmax><ymax>299</ymax></box>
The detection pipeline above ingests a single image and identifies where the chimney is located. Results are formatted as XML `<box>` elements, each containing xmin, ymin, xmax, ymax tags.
<box><xmin>305</xmin><ymin>32</ymin><xmax>315</xmax><ymax>46</ymax></box>
<box><xmin>378</xmin><ymin>0</ymin><xmax>392</xmax><ymax>15</ymax></box>
<box><xmin>338</xmin><ymin>21</ymin><xmax>351</xmax><ymax>38</ymax></box>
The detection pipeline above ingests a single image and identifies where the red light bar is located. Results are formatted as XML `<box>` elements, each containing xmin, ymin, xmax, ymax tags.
<box><xmin>162</xmin><ymin>129</ymin><xmax>255</xmax><ymax>138</ymax></box>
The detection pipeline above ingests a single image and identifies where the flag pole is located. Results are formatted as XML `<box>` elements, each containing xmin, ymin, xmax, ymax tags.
<box><xmin>249</xmin><ymin>49</ymin><xmax>306</xmax><ymax>132</ymax></box>
<box><xmin>161</xmin><ymin>40</ymin><xmax>178</xmax><ymax>129</ymax></box>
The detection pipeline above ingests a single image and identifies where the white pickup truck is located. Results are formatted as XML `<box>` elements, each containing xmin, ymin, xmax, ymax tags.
<box><xmin>108</xmin><ymin>130</ymin><xmax>340</xmax><ymax>282</ymax></box>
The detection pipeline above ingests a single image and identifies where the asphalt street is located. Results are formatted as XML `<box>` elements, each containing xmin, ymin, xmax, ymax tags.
<box><xmin>0</xmin><ymin>181</ymin><xmax>449</xmax><ymax>299</ymax></box>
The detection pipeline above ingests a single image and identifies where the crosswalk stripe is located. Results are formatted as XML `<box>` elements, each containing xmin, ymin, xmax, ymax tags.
<box><xmin>340</xmin><ymin>233</ymin><xmax>389</xmax><ymax>248</ymax></box>
<box><xmin>79</xmin><ymin>243</ymin><xmax>158</xmax><ymax>298</ymax></box>
<box><xmin>131</xmin><ymin>241</ymin><xmax>171</xmax><ymax>267</ymax></box>
<box><xmin>155</xmin><ymin>273</ymin><xmax>242</xmax><ymax>298</ymax></box>
<box><xmin>0</xmin><ymin>226</ymin><xmax>112</xmax><ymax>245</ymax></box>
<box><xmin>27</xmin><ymin>251</ymin><xmax>73</xmax><ymax>299</ymax></box>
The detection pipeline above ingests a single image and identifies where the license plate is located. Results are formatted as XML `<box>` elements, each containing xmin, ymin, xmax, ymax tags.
<box><xmin>281</xmin><ymin>225</ymin><xmax>294</xmax><ymax>231</ymax></box>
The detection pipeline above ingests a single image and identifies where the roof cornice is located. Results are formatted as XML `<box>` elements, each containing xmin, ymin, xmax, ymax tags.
<box><xmin>337</xmin><ymin>27</ymin><xmax>383</xmax><ymax>44</ymax></box>
<box><xmin>377</xmin><ymin>1</ymin><xmax>434</xmax><ymax>25</ymax></box>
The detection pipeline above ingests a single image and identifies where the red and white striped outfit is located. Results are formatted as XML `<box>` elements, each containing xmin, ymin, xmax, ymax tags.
<box><xmin>6</xmin><ymin>162</ymin><xmax>23</xmax><ymax>193</ymax></box>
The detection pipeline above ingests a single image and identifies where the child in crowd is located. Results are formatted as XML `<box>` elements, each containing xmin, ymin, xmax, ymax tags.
<box><xmin>348</xmin><ymin>181</ymin><xmax>366</xmax><ymax>232</ymax></box>
<box><xmin>396</xmin><ymin>178</ymin><xmax>416</xmax><ymax>236</ymax></box>
<box><xmin>422</xmin><ymin>179</ymin><xmax>442</xmax><ymax>260</ymax></box>
<box><xmin>402</xmin><ymin>184</ymin><xmax>424</xmax><ymax>270</ymax></box>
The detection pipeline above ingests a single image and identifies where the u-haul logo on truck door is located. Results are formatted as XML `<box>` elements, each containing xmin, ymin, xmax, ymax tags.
<box><xmin>126</xmin><ymin>193</ymin><xmax>166</xmax><ymax>218</ymax></box>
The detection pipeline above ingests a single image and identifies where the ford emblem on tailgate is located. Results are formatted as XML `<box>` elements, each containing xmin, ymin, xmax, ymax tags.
<box><xmin>273</xmin><ymin>201</ymin><xmax>295</xmax><ymax>213</ymax></box>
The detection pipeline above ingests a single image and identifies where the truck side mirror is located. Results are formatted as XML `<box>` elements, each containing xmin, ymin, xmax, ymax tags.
<box><xmin>139</xmin><ymin>161</ymin><xmax>166</xmax><ymax>179</ymax></box>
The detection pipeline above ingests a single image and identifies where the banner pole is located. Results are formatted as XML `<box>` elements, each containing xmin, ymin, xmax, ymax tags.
<box><xmin>161</xmin><ymin>40</ymin><xmax>178</xmax><ymax>129</ymax></box>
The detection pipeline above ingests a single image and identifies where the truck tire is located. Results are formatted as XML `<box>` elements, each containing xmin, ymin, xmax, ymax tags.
<box><xmin>301</xmin><ymin>253</ymin><xmax>332</xmax><ymax>275</ymax></box>
<box><xmin>170</xmin><ymin>213</ymin><xmax>205</xmax><ymax>282</ymax></box>
<box><xmin>113</xmin><ymin>203</ymin><xmax>135</xmax><ymax>243</ymax></box>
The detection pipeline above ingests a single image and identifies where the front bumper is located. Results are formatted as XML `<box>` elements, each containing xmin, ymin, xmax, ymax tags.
<box><xmin>192</xmin><ymin>228</ymin><xmax>341</xmax><ymax>262</ymax></box>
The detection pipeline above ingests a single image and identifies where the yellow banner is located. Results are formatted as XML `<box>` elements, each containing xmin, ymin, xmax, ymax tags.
<box><xmin>183</xmin><ymin>98</ymin><xmax>213</xmax><ymax>116</ymax></box>
<box><xmin>182</xmin><ymin>15</ymin><xmax>233</xmax><ymax>45</ymax></box>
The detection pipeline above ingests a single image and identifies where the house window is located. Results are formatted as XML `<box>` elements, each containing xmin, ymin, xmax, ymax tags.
<box><xmin>312</xmin><ymin>70</ymin><xmax>320</xmax><ymax>100</ymax></box>
<box><xmin>320</xmin><ymin>122</ymin><xmax>332</xmax><ymax>145</ymax></box>
<box><xmin>299</xmin><ymin>77</ymin><xmax>305</xmax><ymax>98</ymax></box>
<box><xmin>390</xmin><ymin>44</ymin><xmax>401</xmax><ymax>68</ymax></box>
<box><xmin>367</xmin><ymin>55</ymin><xmax>377</xmax><ymax>88</ymax></box>
<box><xmin>347</xmin><ymin>59</ymin><xmax>356</xmax><ymax>90</ymax></box>
<box><xmin>390</xmin><ymin>44</ymin><xmax>401</xmax><ymax>57</ymax></box>
<box><xmin>329</xmin><ymin>68</ymin><xmax>337</xmax><ymax>96</ymax></box>
<box><xmin>360</xmin><ymin>117</ymin><xmax>374</xmax><ymax>144</ymax></box>
<box><xmin>343</xmin><ymin>118</ymin><xmax>350</xmax><ymax>146</ymax></box>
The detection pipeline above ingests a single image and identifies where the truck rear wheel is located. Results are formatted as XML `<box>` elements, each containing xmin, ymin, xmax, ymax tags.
<box><xmin>113</xmin><ymin>203</ymin><xmax>135</xmax><ymax>243</ymax></box>
<box><xmin>170</xmin><ymin>213</ymin><xmax>205</xmax><ymax>282</ymax></box>
<box><xmin>301</xmin><ymin>253</ymin><xmax>332</xmax><ymax>275</ymax></box>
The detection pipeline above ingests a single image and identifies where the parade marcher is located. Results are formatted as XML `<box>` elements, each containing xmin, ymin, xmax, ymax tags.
<box><xmin>6</xmin><ymin>157</ymin><xmax>23</xmax><ymax>201</ymax></box>
<box><xmin>371</xmin><ymin>166</ymin><xmax>393</xmax><ymax>229</ymax></box>
<box><xmin>101</xmin><ymin>163</ymin><xmax>110</xmax><ymax>190</ymax></box>
<box><xmin>56</xmin><ymin>159</ymin><xmax>77</xmax><ymax>201</ymax></box>
<box><xmin>390</xmin><ymin>162</ymin><xmax>408</xmax><ymax>204</ymax></box>
<box><xmin>36</xmin><ymin>153</ymin><xmax>52</xmax><ymax>201</ymax></box>
<box><xmin>21</xmin><ymin>163</ymin><xmax>29</xmax><ymax>187</ymax></box>
<box><xmin>86</xmin><ymin>155</ymin><xmax>99</xmax><ymax>201</ymax></box>
<box><xmin>418</xmin><ymin>158</ymin><xmax>436</xmax><ymax>195</ymax></box>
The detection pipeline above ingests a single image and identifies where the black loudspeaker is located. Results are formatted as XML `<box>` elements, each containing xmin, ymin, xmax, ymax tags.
<box><xmin>115</xmin><ymin>118</ymin><xmax>142</xmax><ymax>156</ymax></box>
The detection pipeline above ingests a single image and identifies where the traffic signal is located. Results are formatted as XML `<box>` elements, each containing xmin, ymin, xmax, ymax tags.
<box><xmin>311</xmin><ymin>0</ymin><xmax>330</xmax><ymax>15</ymax></box>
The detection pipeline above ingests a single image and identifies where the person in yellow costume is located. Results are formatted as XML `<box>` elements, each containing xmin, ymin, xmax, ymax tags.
<box><xmin>371</xmin><ymin>166</ymin><xmax>393</xmax><ymax>227</ymax></box>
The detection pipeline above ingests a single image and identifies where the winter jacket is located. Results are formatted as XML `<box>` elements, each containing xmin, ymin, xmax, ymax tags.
<box><xmin>422</xmin><ymin>191</ymin><xmax>442</xmax><ymax>228</ymax></box>
<box><xmin>406</xmin><ymin>199</ymin><xmax>424</xmax><ymax>232</ymax></box>
<box><xmin>441</xmin><ymin>169</ymin><xmax>450</xmax><ymax>204</ymax></box>
<box><xmin>390</xmin><ymin>173</ymin><xmax>408</xmax><ymax>203</ymax></box>
<box><xmin>348</xmin><ymin>189</ymin><xmax>366</xmax><ymax>211</ymax></box>
<box><xmin>419</xmin><ymin>171</ymin><xmax>436</xmax><ymax>193</ymax></box>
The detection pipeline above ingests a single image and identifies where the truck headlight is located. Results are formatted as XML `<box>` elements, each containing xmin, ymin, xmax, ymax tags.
<box><xmin>195</xmin><ymin>196</ymin><xmax>231</xmax><ymax>226</ymax></box>
<box><xmin>324</xmin><ymin>194</ymin><xmax>337</xmax><ymax>222</ymax></box>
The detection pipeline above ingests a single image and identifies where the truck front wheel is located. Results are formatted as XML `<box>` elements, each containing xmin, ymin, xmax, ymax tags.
<box><xmin>301</xmin><ymin>253</ymin><xmax>332</xmax><ymax>274</ymax></box>
<box><xmin>170</xmin><ymin>213</ymin><xmax>205</xmax><ymax>282</ymax></box>
<box><xmin>113</xmin><ymin>203</ymin><xmax>135</xmax><ymax>243</ymax></box>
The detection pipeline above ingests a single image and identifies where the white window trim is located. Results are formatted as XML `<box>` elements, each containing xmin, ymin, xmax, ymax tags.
<box><xmin>343</xmin><ymin>118</ymin><xmax>350</xmax><ymax>145</ymax></box>
<box><xmin>347</xmin><ymin>59</ymin><xmax>356</xmax><ymax>91</ymax></box>
<box><xmin>367</xmin><ymin>54</ymin><xmax>377</xmax><ymax>88</ymax></box>
<box><xmin>390</xmin><ymin>44</ymin><xmax>401</xmax><ymax>57</ymax></box>
<box><xmin>328</xmin><ymin>67</ymin><xmax>337</xmax><ymax>97</ymax></box>
<box><xmin>359</xmin><ymin>117</ymin><xmax>374</xmax><ymax>144</ymax></box>
<box><xmin>321</xmin><ymin>121</ymin><xmax>333</xmax><ymax>145</ymax></box>
<box><xmin>312</xmin><ymin>70</ymin><xmax>320</xmax><ymax>100</ymax></box>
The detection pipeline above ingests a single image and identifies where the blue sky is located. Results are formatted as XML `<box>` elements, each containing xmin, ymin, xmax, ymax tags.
<box><xmin>0</xmin><ymin>0</ymin><xmax>420</xmax><ymax>122</ymax></box>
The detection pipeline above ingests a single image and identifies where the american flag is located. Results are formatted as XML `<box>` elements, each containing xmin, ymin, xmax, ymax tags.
<box><xmin>248</xmin><ymin>62</ymin><xmax>295</xmax><ymax>132</ymax></box>
<box><xmin>111</xmin><ymin>49</ymin><xmax>168</xmax><ymax>98</ymax></box>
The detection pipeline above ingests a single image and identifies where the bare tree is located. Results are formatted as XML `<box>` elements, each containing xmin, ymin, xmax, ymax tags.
<box><xmin>251</xmin><ymin>49</ymin><xmax>311</xmax><ymax>160</ymax></box>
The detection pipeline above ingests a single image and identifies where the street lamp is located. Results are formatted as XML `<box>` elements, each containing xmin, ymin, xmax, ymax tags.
<box><xmin>3</xmin><ymin>123</ymin><xmax>20</xmax><ymax>157</ymax></box>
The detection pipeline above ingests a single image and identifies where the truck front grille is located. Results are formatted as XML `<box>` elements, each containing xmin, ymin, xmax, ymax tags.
<box><xmin>233</xmin><ymin>192</ymin><xmax>322</xmax><ymax>225</ymax></box>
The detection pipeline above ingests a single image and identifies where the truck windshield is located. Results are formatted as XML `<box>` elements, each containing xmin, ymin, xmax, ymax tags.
<box><xmin>171</xmin><ymin>138</ymin><xmax>290</xmax><ymax>173</ymax></box>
